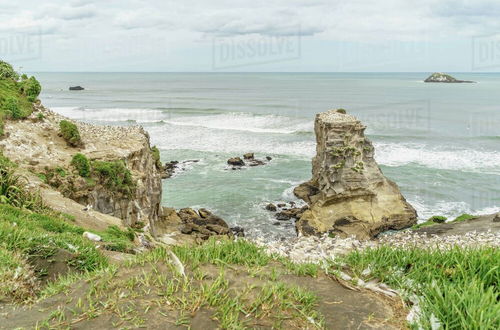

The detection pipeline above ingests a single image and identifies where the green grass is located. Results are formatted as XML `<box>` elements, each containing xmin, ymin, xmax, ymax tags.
<box><xmin>453</xmin><ymin>213</ymin><xmax>475</xmax><ymax>222</ymax></box>
<box><xmin>336</xmin><ymin>246</ymin><xmax>500</xmax><ymax>329</ymax></box>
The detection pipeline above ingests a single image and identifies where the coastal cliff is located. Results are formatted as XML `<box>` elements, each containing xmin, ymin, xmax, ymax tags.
<box><xmin>0</xmin><ymin>104</ymin><xmax>162</xmax><ymax>231</ymax></box>
<box><xmin>294</xmin><ymin>109</ymin><xmax>417</xmax><ymax>239</ymax></box>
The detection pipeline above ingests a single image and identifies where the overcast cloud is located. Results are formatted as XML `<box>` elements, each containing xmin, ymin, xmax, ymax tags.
<box><xmin>0</xmin><ymin>0</ymin><xmax>498</xmax><ymax>71</ymax></box>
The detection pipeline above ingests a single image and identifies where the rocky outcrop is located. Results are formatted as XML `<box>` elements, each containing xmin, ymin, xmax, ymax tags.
<box><xmin>153</xmin><ymin>207</ymin><xmax>239</xmax><ymax>244</ymax></box>
<box><xmin>424</xmin><ymin>72</ymin><xmax>475</xmax><ymax>83</ymax></box>
<box><xmin>294</xmin><ymin>109</ymin><xmax>417</xmax><ymax>239</ymax></box>
<box><xmin>227</xmin><ymin>153</ymin><xmax>271</xmax><ymax>169</ymax></box>
<box><xmin>0</xmin><ymin>105</ymin><xmax>162</xmax><ymax>231</ymax></box>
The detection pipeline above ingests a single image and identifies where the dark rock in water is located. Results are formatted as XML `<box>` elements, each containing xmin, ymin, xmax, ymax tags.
<box><xmin>248</xmin><ymin>159</ymin><xmax>265</xmax><ymax>167</ymax></box>
<box><xmin>227</xmin><ymin>157</ymin><xmax>245</xmax><ymax>166</ymax></box>
<box><xmin>424</xmin><ymin>72</ymin><xmax>475</xmax><ymax>83</ymax></box>
<box><xmin>275</xmin><ymin>212</ymin><xmax>292</xmax><ymax>221</ymax></box>
<box><xmin>272</xmin><ymin>222</ymin><xmax>281</xmax><ymax>226</ymax></box>
<box><xmin>162</xmin><ymin>161</ymin><xmax>179</xmax><ymax>179</ymax></box>
<box><xmin>266</xmin><ymin>156</ymin><xmax>272</xmax><ymax>161</ymax></box>
<box><xmin>277</xmin><ymin>203</ymin><xmax>286</xmax><ymax>208</ymax></box>
<box><xmin>265</xmin><ymin>203</ymin><xmax>277</xmax><ymax>212</ymax></box>
<box><xmin>276</xmin><ymin>207</ymin><xmax>308</xmax><ymax>221</ymax></box>
<box><xmin>231</xmin><ymin>226</ymin><xmax>245</xmax><ymax>237</ymax></box>
<box><xmin>243</xmin><ymin>153</ymin><xmax>254</xmax><ymax>160</ymax></box>
<box><xmin>69</xmin><ymin>86</ymin><xmax>85</xmax><ymax>91</ymax></box>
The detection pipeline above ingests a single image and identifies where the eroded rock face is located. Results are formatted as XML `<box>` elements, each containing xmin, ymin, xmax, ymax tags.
<box><xmin>1</xmin><ymin>105</ymin><xmax>162</xmax><ymax>230</ymax></box>
<box><xmin>295</xmin><ymin>109</ymin><xmax>417</xmax><ymax>239</ymax></box>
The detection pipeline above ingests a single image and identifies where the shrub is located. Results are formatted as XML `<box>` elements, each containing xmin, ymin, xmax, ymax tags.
<box><xmin>20</xmin><ymin>76</ymin><xmax>41</xmax><ymax>102</ymax></box>
<box><xmin>0</xmin><ymin>61</ymin><xmax>19</xmax><ymax>80</ymax></box>
<box><xmin>59</xmin><ymin>120</ymin><xmax>82</xmax><ymax>147</ymax></box>
<box><xmin>151</xmin><ymin>146</ymin><xmax>162</xmax><ymax>169</ymax></box>
<box><xmin>92</xmin><ymin>160</ymin><xmax>134</xmax><ymax>193</ymax></box>
<box><xmin>2</xmin><ymin>96</ymin><xmax>23</xmax><ymax>119</ymax></box>
<box><xmin>71</xmin><ymin>153</ymin><xmax>91</xmax><ymax>177</ymax></box>
<box><xmin>429</xmin><ymin>215</ymin><xmax>447</xmax><ymax>223</ymax></box>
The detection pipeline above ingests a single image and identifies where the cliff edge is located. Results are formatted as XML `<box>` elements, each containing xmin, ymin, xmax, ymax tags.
<box><xmin>294</xmin><ymin>109</ymin><xmax>417</xmax><ymax>239</ymax></box>
<box><xmin>0</xmin><ymin>104</ymin><xmax>162</xmax><ymax>232</ymax></box>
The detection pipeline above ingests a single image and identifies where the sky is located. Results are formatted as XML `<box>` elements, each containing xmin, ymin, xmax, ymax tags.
<box><xmin>1</xmin><ymin>0</ymin><xmax>500</xmax><ymax>72</ymax></box>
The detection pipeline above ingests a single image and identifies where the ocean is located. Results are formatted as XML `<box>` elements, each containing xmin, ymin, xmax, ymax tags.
<box><xmin>35</xmin><ymin>72</ymin><xmax>500</xmax><ymax>239</ymax></box>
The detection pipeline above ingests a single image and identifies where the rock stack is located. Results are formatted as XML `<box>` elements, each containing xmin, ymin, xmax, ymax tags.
<box><xmin>294</xmin><ymin>109</ymin><xmax>417</xmax><ymax>239</ymax></box>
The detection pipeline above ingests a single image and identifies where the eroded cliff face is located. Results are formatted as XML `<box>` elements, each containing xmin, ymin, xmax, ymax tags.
<box><xmin>0</xmin><ymin>105</ymin><xmax>162</xmax><ymax>231</ymax></box>
<box><xmin>294</xmin><ymin>109</ymin><xmax>417</xmax><ymax>239</ymax></box>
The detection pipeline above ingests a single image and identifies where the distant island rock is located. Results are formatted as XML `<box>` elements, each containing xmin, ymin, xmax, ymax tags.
<box><xmin>69</xmin><ymin>86</ymin><xmax>85</xmax><ymax>91</ymax></box>
<box><xmin>424</xmin><ymin>72</ymin><xmax>475</xmax><ymax>83</ymax></box>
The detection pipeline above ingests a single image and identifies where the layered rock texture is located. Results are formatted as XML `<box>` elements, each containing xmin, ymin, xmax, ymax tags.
<box><xmin>0</xmin><ymin>105</ymin><xmax>162</xmax><ymax>231</ymax></box>
<box><xmin>294</xmin><ymin>109</ymin><xmax>417</xmax><ymax>239</ymax></box>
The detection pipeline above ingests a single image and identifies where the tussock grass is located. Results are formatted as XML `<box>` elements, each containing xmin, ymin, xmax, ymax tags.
<box><xmin>337</xmin><ymin>246</ymin><xmax>500</xmax><ymax>329</ymax></box>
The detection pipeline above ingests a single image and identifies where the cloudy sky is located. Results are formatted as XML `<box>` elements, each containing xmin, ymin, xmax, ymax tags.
<box><xmin>1</xmin><ymin>0</ymin><xmax>499</xmax><ymax>72</ymax></box>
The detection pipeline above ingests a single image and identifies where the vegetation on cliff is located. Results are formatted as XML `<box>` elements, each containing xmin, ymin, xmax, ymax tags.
<box><xmin>59</xmin><ymin>120</ymin><xmax>82</xmax><ymax>147</ymax></box>
<box><xmin>0</xmin><ymin>60</ymin><xmax>41</xmax><ymax>129</ymax></box>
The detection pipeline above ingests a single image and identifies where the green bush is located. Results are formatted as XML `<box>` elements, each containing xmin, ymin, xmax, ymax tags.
<box><xmin>151</xmin><ymin>146</ymin><xmax>162</xmax><ymax>169</ymax></box>
<box><xmin>0</xmin><ymin>61</ymin><xmax>19</xmax><ymax>81</ymax></box>
<box><xmin>71</xmin><ymin>153</ymin><xmax>91</xmax><ymax>177</ymax></box>
<box><xmin>92</xmin><ymin>160</ymin><xmax>134</xmax><ymax>193</ymax></box>
<box><xmin>59</xmin><ymin>120</ymin><xmax>82</xmax><ymax>147</ymax></box>
<box><xmin>2</xmin><ymin>96</ymin><xmax>23</xmax><ymax>119</ymax></box>
<box><xmin>429</xmin><ymin>215</ymin><xmax>447</xmax><ymax>223</ymax></box>
<box><xmin>20</xmin><ymin>76</ymin><xmax>41</xmax><ymax>102</ymax></box>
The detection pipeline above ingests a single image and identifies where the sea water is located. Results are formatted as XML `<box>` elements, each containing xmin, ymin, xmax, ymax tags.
<box><xmin>36</xmin><ymin>72</ymin><xmax>500</xmax><ymax>239</ymax></box>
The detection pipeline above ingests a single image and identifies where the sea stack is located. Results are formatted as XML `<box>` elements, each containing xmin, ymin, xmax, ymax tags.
<box><xmin>294</xmin><ymin>109</ymin><xmax>417</xmax><ymax>239</ymax></box>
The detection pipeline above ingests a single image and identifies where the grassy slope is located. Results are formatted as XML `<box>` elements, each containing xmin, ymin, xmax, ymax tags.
<box><xmin>336</xmin><ymin>246</ymin><xmax>500</xmax><ymax>329</ymax></box>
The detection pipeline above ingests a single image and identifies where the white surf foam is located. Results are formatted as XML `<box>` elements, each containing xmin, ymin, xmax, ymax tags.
<box><xmin>375</xmin><ymin>142</ymin><xmax>500</xmax><ymax>173</ymax></box>
<box><xmin>52</xmin><ymin>107</ymin><xmax>166</xmax><ymax>123</ymax></box>
<box><xmin>160</xmin><ymin>112</ymin><xmax>313</xmax><ymax>135</ymax></box>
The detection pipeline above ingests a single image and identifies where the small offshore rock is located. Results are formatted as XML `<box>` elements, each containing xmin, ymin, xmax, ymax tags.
<box><xmin>266</xmin><ymin>156</ymin><xmax>272</xmax><ymax>161</ymax></box>
<box><xmin>243</xmin><ymin>153</ymin><xmax>254</xmax><ymax>160</ymax></box>
<box><xmin>231</xmin><ymin>226</ymin><xmax>245</xmax><ymax>237</ymax></box>
<box><xmin>83</xmin><ymin>231</ymin><xmax>102</xmax><ymax>242</ymax></box>
<box><xmin>275</xmin><ymin>212</ymin><xmax>292</xmax><ymax>221</ymax></box>
<box><xmin>69</xmin><ymin>86</ymin><xmax>85</xmax><ymax>91</ymax></box>
<box><xmin>265</xmin><ymin>203</ymin><xmax>277</xmax><ymax>212</ymax></box>
<box><xmin>277</xmin><ymin>203</ymin><xmax>286</xmax><ymax>208</ymax></box>
<box><xmin>227</xmin><ymin>157</ymin><xmax>245</xmax><ymax>166</ymax></box>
